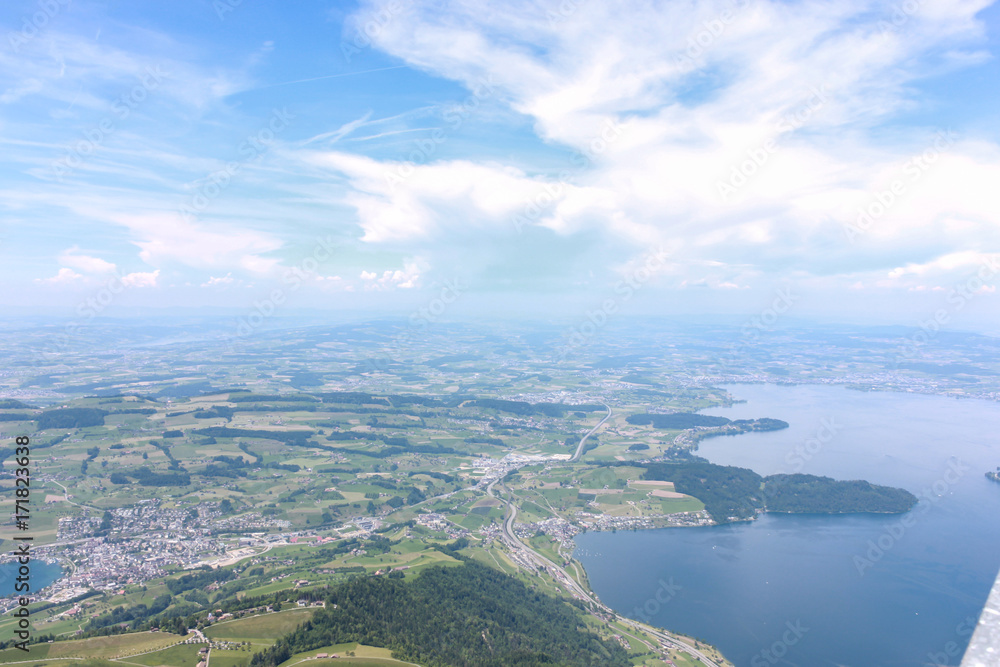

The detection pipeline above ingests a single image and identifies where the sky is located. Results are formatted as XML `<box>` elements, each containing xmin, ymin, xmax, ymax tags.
<box><xmin>1</xmin><ymin>0</ymin><xmax>999</xmax><ymax>331</ymax></box>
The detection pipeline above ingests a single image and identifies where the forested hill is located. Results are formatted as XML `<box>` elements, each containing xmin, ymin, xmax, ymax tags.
<box><xmin>625</xmin><ymin>412</ymin><xmax>789</xmax><ymax>431</ymax></box>
<box><xmin>642</xmin><ymin>462</ymin><xmax>918</xmax><ymax>522</ymax></box>
<box><xmin>249</xmin><ymin>561</ymin><xmax>631</xmax><ymax>667</ymax></box>
<box><xmin>764</xmin><ymin>474</ymin><xmax>918</xmax><ymax>514</ymax></box>
<box><xmin>643</xmin><ymin>461</ymin><xmax>764</xmax><ymax>521</ymax></box>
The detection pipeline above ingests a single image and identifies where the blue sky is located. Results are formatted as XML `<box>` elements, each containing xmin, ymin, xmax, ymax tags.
<box><xmin>2</xmin><ymin>0</ymin><xmax>999</xmax><ymax>330</ymax></box>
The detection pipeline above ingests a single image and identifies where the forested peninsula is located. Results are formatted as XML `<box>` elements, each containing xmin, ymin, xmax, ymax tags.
<box><xmin>641</xmin><ymin>462</ymin><xmax>918</xmax><ymax>522</ymax></box>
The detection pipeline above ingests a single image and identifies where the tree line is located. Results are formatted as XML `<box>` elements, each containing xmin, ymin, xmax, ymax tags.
<box><xmin>249</xmin><ymin>561</ymin><xmax>631</xmax><ymax>667</ymax></box>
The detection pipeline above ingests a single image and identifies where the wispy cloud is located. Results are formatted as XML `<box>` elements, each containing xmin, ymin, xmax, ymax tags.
<box><xmin>2</xmin><ymin>1</ymin><xmax>998</xmax><ymax>321</ymax></box>
<box><xmin>310</xmin><ymin>0</ymin><xmax>1000</xmax><ymax>293</ymax></box>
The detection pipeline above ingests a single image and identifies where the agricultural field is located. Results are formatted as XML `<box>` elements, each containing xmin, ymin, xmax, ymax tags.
<box><xmin>0</xmin><ymin>321</ymin><xmax>787</xmax><ymax>666</ymax></box>
<box><xmin>205</xmin><ymin>609</ymin><xmax>317</xmax><ymax>643</ymax></box>
<box><xmin>276</xmin><ymin>643</ymin><xmax>416</xmax><ymax>666</ymax></box>
<box><xmin>128</xmin><ymin>642</ymin><xmax>204</xmax><ymax>667</ymax></box>
<box><xmin>0</xmin><ymin>631</ymin><xmax>179</xmax><ymax>664</ymax></box>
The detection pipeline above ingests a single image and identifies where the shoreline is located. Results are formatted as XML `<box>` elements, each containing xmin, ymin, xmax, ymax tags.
<box><xmin>705</xmin><ymin>378</ymin><xmax>1000</xmax><ymax>404</ymax></box>
<box><xmin>0</xmin><ymin>559</ymin><xmax>67</xmax><ymax>608</ymax></box>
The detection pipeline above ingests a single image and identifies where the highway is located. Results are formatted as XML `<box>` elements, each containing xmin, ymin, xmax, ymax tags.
<box><xmin>485</xmin><ymin>473</ymin><xmax>724</xmax><ymax>667</ymax></box>
<box><xmin>570</xmin><ymin>403</ymin><xmax>612</xmax><ymax>462</ymax></box>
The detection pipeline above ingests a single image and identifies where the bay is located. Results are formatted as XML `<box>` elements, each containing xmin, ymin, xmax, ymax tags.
<box><xmin>574</xmin><ymin>384</ymin><xmax>1000</xmax><ymax>667</ymax></box>
<box><xmin>0</xmin><ymin>559</ymin><xmax>64</xmax><ymax>600</ymax></box>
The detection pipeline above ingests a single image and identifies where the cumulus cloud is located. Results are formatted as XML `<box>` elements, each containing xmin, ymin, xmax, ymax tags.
<box><xmin>880</xmin><ymin>251</ymin><xmax>1000</xmax><ymax>291</ymax></box>
<box><xmin>34</xmin><ymin>266</ymin><xmax>159</xmax><ymax>288</ymax></box>
<box><xmin>360</xmin><ymin>262</ymin><xmax>421</xmax><ymax>289</ymax></box>
<box><xmin>120</xmin><ymin>270</ymin><xmax>160</xmax><ymax>288</ymax></box>
<box><xmin>7</xmin><ymin>0</ymin><xmax>999</xmax><ymax>316</ymax></box>
<box><xmin>58</xmin><ymin>248</ymin><xmax>117</xmax><ymax>274</ymax></box>
<box><xmin>303</xmin><ymin>151</ymin><xmax>556</xmax><ymax>243</ymax></box>
<box><xmin>79</xmin><ymin>210</ymin><xmax>284</xmax><ymax>274</ymax></box>
<box><xmin>201</xmin><ymin>273</ymin><xmax>236</xmax><ymax>288</ymax></box>
<box><xmin>35</xmin><ymin>268</ymin><xmax>84</xmax><ymax>285</ymax></box>
<box><xmin>314</xmin><ymin>0</ymin><xmax>1000</xmax><ymax>293</ymax></box>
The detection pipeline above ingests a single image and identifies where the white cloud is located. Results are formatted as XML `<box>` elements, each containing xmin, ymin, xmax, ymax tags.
<box><xmin>58</xmin><ymin>247</ymin><xmax>117</xmax><ymax>274</ymax></box>
<box><xmin>359</xmin><ymin>263</ymin><xmax>421</xmax><ymax>289</ymax></box>
<box><xmin>80</xmin><ymin>210</ymin><xmax>283</xmax><ymax>273</ymax></box>
<box><xmin>201</xmin><ymin>273</ymin><xmax>236</xmax><ymax>287</ymax></box>
<box><xmin>320</xmin><ymin>0</ymin><xmax>1000</xmax><ymax>293</ymax></box>
<box><xmin>35</xmin><ymin>266</ymin><xmax>160</xmax><ymax>288</ymax></box>
<box><xmin>880</xmin><ymin>252</ymin><xmax>1000</xmax><ymax>292</ymax></box>
<box><xmin>0</xmin><ymin>30</ymin><xmax>249</xmax><ymax>114</ymax></box>
<box><xmin>5</xmin><ymin>0</ymin><xmax>1000</xmax><ymax>316</ymax></box>
<box><xmin>35</xmin><ymin>267</ymin><xmax>84</xmax><ymax>284</ymax></box>
<box><xmin>303</xmin><ymin>150</ymin><xmax>568</xmax><ymax>243</ymax></box>
<box><xmin>120</xmin><ymin>270</ymin><xmax>160</xmax><ymax>288</ymax></box>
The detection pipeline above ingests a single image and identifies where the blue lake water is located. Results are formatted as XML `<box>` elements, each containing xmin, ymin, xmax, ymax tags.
<box><xmin>0</xmin><ymin>559</ymin><xmax>64</xmax><ymax>599</ymax></box>
<box><xmin>574</xmin><ymin>384</ymin><xmax>1000</xmax><ymax>667</ymax></box>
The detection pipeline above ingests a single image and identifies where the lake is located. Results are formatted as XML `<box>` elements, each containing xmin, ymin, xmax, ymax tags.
<box><xmin>574</xmin><ymin>384</ymin><xmax>1000</xmax><ymax>667</ymax></box>
<box><xmin>0</xmin><ymin>558</ymin><xmax>64</xmax><ymax>599</ymax></box>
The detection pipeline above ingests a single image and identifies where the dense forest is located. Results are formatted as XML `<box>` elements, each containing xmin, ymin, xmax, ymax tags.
<box><xmin>764</xmin><ymin>474</ymin><xmax>917</xmax><ymax>513</ymax></box>
<box><xmin>626</xmin><ymin>412</ymin><xmax>731</xmax><ymax>428</ymax></box>
<box><xmin>249</xmin><ymin>561</ymin><xmax>630</xmax><ymax>667</ymax></box>
<box><xmin>626</xmin><ymin>412</ymin><xmax>789</xmax><ymax>432</ymax></box>
<box><xmin>641</xmin><ymin>462</ymin><xmax>917</xmax><ymax>521</ymax></box>
<box><xmin>644</xmin><ymin>461</ymin><xmax>764</xmax><ymax>520</ymax></box>
<box><xmin>468</xmin><ymin>399</ymin><xmax>606</xmax><ymax>418</ymax></box>
<box><xmin>36</xmin><ymin>407</ymin><xmax>107</xmax><ymax>429</ymax></box>
<box><xmin>125</xmin><ymin>466</ymin><xmax>191</xmax><ymax>486</ymax></box>
<box><xmin>729</xmin><ymin>417</ymin><xmax>789</xmax><ymax>432</ymax></box>
<box><xmin>0</xmin><ymin>399</ymin><xmax>35</xmax><ymax>409</ymax></box>
<box><xmin>191</xmin><ymin>426</ymin><xmax>315</xmax><ymax>445</ymax></box>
